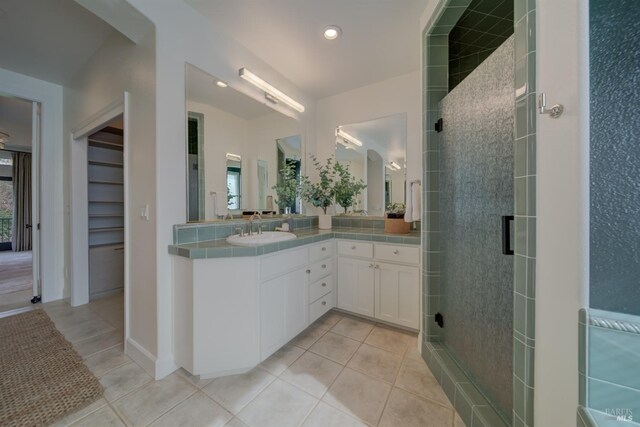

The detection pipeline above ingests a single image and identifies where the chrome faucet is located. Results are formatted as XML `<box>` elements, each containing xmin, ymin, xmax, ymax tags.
<box><xmin>249</xmin><ymin>212</ymin><xmax>263</xmax><ymax>235</ymax></box>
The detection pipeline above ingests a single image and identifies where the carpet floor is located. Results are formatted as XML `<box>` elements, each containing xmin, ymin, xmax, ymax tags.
<box><xmin>0</xmin><ymin>310</ymin><xmax>103</xmax><ymax>426</ymax></box>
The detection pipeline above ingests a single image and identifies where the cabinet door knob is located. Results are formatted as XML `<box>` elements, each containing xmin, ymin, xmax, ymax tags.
<box><xmin>321</xmin><ymin>264</ymin><xmax>326</xmax><ymax>268</ymax></box>
<box><xmin>306</xmin><ymin>269</ymin><xmax>311</xmax><ymax>274</ymax></box>
<box><xmin>393</xmin><ymin>249</ymin><xmax>399</xmax><ymax>254</ymax></box>
<box><xmin>369</xmin><ymin>263</ymin><xmax>374</xmax><ymax>268</ymax></box>
<box><xmin>374</xmin><ymin>264</ymin><xmax>379</xmax><ymax>269</ymax></box>
<box><xmin>321</xmin><ymin>282</ymin><xmax>327</xmax><ymax>287</ymax></box>
<box><xmin>321</xmin><ymin>247</ymin><xmax>326</xmax><ymax>251</ymax></box>
<box><xmin>321</xmin><ymin>301</ymin><xmax>327</xmax><ymax>306</ymax></box>
<box><xmin>351</xmin><ymin>245</ymin><xmax>356</xmax><ymax>250</ymax></box>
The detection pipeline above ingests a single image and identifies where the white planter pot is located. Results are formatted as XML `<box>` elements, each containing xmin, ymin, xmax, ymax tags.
<box><xmin>318</xmin><ymin>214</ymin><xmax>332</xmax><ymax>230</ymax></box>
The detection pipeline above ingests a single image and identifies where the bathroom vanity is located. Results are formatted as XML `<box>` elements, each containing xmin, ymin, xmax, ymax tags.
<box><xmin>170</xmin><ymin>223</ymin><xmax>420</xmax><ymax>379</ymax></box>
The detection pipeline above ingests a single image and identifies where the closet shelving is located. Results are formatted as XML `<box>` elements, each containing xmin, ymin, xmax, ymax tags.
<box><xmin>88</xmin><ymin>127</ymin><xmax>124</xmax><ymax>298</ymax></box>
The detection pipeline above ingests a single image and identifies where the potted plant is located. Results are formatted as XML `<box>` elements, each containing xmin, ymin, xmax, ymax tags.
<box><xmin>385</xmin><ymin>202</ymin><xmax>410</xmax><ymax>234</ymax></box>
<box><xmin>333</xmin><ymin>161</ymin><xmax>366</xmax><ymax>214</ymax></box>
<box><xmin>272</xmin><ymin>162</ymin><xmax>299</xmax><ymax>215</ymax></box>
<box><xmin>300</xmin><ymin>155</ymin><xmax>335</xmax><ymax>229</ymax></box>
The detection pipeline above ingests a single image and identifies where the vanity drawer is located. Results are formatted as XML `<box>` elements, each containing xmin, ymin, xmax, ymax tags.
<box><xmin>261</xmin><ymin>247</ymin><xmax>308</xmax><ymax>280</ymax></box>
<box><xmin>309</xmin><ymin>275</ymin><xmax>333</xmax><ymax>303</ymax></box>
<box><xmin>309</xmin><ymin>292</ymin><xmax>332</xmax><ymax>323</ymax></box>
<box><xmin>337</xmin><ymin>240</ymin><xmax>374</xmax><ymax>259</ymax></box>
<box><xmin>309</xmin><ymin>241</ymin><xmax>333</xmax><ymax>263</ymax></box>
<box><xmin>375</xmin><ymin>244</ymin><xmax>419</xmax><ymax>265</ymax></box>
<box><xmin>307</xmin><ymin>258</ymin><xmax>333</xmax><ymax>283</ymax></box>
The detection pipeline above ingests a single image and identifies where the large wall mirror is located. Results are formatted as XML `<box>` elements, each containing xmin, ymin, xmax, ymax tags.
<box><xmin>335</xmin><ymin>113</ymin><xmax>407</xmax><ymax>216</ymax></box>
<box><xmin>185</xmin><ymin>64</ymin><xmax>303</xmax><ymax>222</ymax></box>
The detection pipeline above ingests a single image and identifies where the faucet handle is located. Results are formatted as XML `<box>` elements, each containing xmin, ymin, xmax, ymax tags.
<box><xmin>235</xmin><ymin>227</ymin><xmax>244</xmax><ymax>237</ymax></box>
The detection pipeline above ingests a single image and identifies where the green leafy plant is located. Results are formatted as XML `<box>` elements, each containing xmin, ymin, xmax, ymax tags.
<box><xmin>300</xmin><ymin>155</ymin><xmax>335</xmax><ymax>214</ymax></box>
<box><xmin>386</xmin><ymin>202</ymin><xmax>406</xmax><ymax>219</ymax></box>
<box><xmin>272</xmin><ymin>162</ymin><xmax>299</xmax><ymax>212</ymax></box>
<box><xmin>226</xmin><ymin>185</ymin><xmax>236</xmax><ymax>207</ymax></box>
<box><xmin>333</xmin><ymin>161</ymin><xmax>366</xmax><ymax>213</ymax></box>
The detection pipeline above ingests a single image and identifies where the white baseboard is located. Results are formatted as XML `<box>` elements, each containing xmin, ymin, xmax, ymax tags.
<box><xmin>155</xmin><ymin>354</ymin><xmax>179</xmax><ymax>380</ymax></box>
<box><xmin>126</xmin><ymin>337</ymin><xmax>157</xmax><ymax>378</ymax></box>
<box><xmin>199</xmin><ymin>366</ymin><xmax>252</xmax><ymax>380</ymax></box>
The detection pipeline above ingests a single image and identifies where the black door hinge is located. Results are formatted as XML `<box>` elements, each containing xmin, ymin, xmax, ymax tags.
<box><xmin>435</xmin><ymin>312</ymin><xmax>444</xmax><ymax>328</ymax></box>
<box><xmin>435</xmin><ymin>118</ymin><xmax>443</xmax><ymax>133</ymax></box>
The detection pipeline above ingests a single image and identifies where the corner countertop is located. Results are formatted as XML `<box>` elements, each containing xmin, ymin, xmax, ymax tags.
<box><xmin>169</xmin><ymin>227</ymin><xmax>420</xmax><ymax>259</ymax></box>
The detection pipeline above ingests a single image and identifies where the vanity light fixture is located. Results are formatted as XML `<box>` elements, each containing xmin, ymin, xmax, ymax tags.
<box><xmin>226</xmin><ymin>153</ymin><xmax>242</xmax><ymax>162</ymax></box>
<box><xmin>336</xmin><ymin>128</ymin><xmax>363</xmax><ymax>147</ymax></box>
<box><xmin>323</xmin><ymin>25</ymin><xmax>342</xmax><ymax>40</ymax></box>
<box><xmin>238</xmin><ymin>67</ymin><xmax>305</xmax><ymax>113</ymax></box>
<box><xmin>387</xmin><ymin>161</ymin><xmax>402</xmax><ymax>171</ymax></box>
<box><xmin>215</xmin><ymin>81</ymin><xmax>228</xmax><ymax>88</ymax></box>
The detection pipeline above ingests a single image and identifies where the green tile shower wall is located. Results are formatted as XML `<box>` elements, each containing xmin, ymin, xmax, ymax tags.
<box><xmin>422</xmin><ymin>1</ymin><xmax>536</xmax><ymax>426</ymax></box>
<box><xmin>578</xmin><ymin>309</ymin><xmax>640</xmax><ymax>426</ymax></box>
<box><xmin>589</xmin><ymin>0</ymin><xmax>640</xmax><ymax>316</ymax></box>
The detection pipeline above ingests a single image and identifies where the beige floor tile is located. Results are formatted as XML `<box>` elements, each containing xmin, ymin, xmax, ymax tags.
<box><xmin>51</xmin><ymin>307</ymin><xmax>100</xmax><ymax>332</ymax></box>
<box><xmin>405</xmin><ymin>341</ymin><xmax>424</xmax><ymax>361</ymax></box>
<box><xmin>84</xmin><ymin>345</ymin><xmax>130</xmax><ymax>377</ymax></box>
<box><xmin>455</xmin><ymin>412</ymin><xmax>466</xmax><ymax>427</ymax></box>
<box><xmin>260</xmin><ymin>345</ymin><xmax>304</xmax><ymax>376</ymax></box>
<box><xmin>237</xmin><ymin>379</ymin><xmax>317</xmax><ymax>427</ymax></box>
<box><xmin>364</xmin><ymin>325</ymin><xmax>417</xmax><ymax>355</ymax></box>
<box><xmin>225</xmin><ymin>418</ymin><xmax>249</xmax><ymax>427</ymax></box>
<box><xmin>379</xmin><ymin>387</ymin><xmax>454</xmax><ymax>427</ymax></box>
<box><xmin>322</xmin><ymin>368</ymin><xmax>392</xmax><ymax>426</ymax></box>
<box><xmin>73</xmin><ymin>329</ymin><xmax>123</xmax><ymax>358</ymax></box>
<box><xmin>280</xmin><ymin>351</ymin><xmax>343</xmax><ymax>398</ymax></box>
<box><xmin>347</xmin><ymin>343</ymin><xmax>403</xmax><ymax>383</ymax></box>
<box><xmin>149</xmin><ymin>391</ymin><xmax>232</xmax><ymax>427</ymax></box>
<box><xmin>308</xmin><ymin>332</ymin><xmax>360</xmax><ymax>365</ymax></box>
<box><xmin>69</xmin><ymin>405</ymin><xmax>125</xmax><ymax>427</ymax></box>
<box><xmin>176</xmin><ymin>368</ymin><xmax>214</xmax><ymax>388</ymax></box>
<box><xmin>112</xmin><ymin>373</ymin><xmax>196</xmax><ymax>426</ymax></box>
<box><xmin>312</xmin><ymin>311</ymin><xmax>343</xmax><ymax>330</ymax></box>
<box><xmin>202</xmin><ymin>367</ymin><xmax>275</xmax><ymax>414</ymax></box>
<box><xmin>62</xmin><ymin>317</ymin><xmax>116</xmax><ymax>343</ymax></box>
<box><xmin>49</xmin><ymin>398</ymin><xmax>107</xmax><ymax>427</ymax></box>
<box><xmin>395</xmin><ymin>358</ymin><xmax>452</xmax><ymax>408</ymax></box>
<box><xmin>302</xmin><ymin>401</ymin><xmax>368</xmax><ymax>427</ymax></box>
<box><xmin>330</xmin><ymin>317</ymin><xmax>375</xmax><ymax>342</ymax></box>
<box><xmin>100</xmin><ymin>361</ymin><xmax>153</xmax><ymax>402</ymax></box>
<box><xmin>290</xmin><ymin>325</ymin><xmax>327</xmax><ymax>349</ymax></box>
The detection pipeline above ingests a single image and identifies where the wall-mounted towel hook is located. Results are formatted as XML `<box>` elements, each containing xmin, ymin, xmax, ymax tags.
<box><xmin>538</xmin><ymin>92</ymin><xmax>564</xmax><ymax>118</ymax></box>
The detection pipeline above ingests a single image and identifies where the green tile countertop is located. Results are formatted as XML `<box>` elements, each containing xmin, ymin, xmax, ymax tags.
<box><xmin>168</xmin><ymin>227</ymin><xmax>421</xmax><ymax>259</ymax></box>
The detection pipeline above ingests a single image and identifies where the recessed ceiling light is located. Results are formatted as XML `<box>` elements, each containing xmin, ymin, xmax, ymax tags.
<box><xmin>323</xmin><ymin>25</ymin><xmax>341</xmax><ymax>40</ymax></box>
<box><xmin>216</xmin><ymin>81</ymin><xmax>228</xmax><ymax>88</ymax></box>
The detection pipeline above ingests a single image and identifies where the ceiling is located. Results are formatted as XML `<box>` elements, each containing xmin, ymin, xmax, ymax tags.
<box><xmin>0</xmin><ymin>95</ymin><xmax>33</xmax><ymax>149</ymax></box>
<box><xmin>0</xmin><ymin>0</ymin><xmax>117</xmax><ymax>85</ymax></box>
<box><xmin>186</xmin><ymin>64</ymin><xmax>281</xmax><ymax>120</ymax></box>
<box><xmin>185</xmin><ymin>0</ymin><xmax>429</xmax><ymax>99</ymax></box>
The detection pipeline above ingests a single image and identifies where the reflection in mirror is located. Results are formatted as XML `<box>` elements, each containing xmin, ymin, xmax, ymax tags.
<box><xmin>185</xmin><ymin>64</ymin><xmax>303</xmax><ymax>221</ymax></box>
<box><xmin>276</xmin><ymin>136</ymin><xmax>302</xmax><ymax>213</ymax></box>
<box><xmin>335</xmin><ymin>113</ymin><xmax>407</xmax><ymax>216</ymax></box>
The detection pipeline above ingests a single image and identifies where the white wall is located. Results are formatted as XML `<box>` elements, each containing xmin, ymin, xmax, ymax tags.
<box><xmin>535</xmin><ymin>0</ymin><xmax>590</xmax><ymax>425</ymax></box>
<box><xmin>64</xmin><ymin>30</ymin><xmax>157</xmax><ymax>369</ymax></box>
<box><xmin>0</xmin><ymin>67</ymin><xmax>64</xmax><ymax>302</ymax></box>
<box><xmin>0</xmin><ymin>96</ymin><xmax>32</xmax><ymax>150</ymax></box>
<box><xmin>315</xmin><ymin>71</ymin><xmax>422</xmax><ymax>214</ymax></box>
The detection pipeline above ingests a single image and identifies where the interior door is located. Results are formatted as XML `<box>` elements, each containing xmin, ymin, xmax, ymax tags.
<box><xmin>31</xmin><ymin>101</ymin><xmax>40</xmax><ymax>300</ymax></box>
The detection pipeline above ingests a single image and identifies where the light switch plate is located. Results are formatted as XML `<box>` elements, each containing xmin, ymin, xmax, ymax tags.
<box><xmin>140</xmin><ymin>204</ymin><xmax>149</xmax><ymax>220</ymax></box>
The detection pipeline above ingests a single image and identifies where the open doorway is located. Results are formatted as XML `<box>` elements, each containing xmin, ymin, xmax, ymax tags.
<box><xmin>0</xmin><ymin>95</ymin><xmax>41</xmax><ymax>313</ymax></box>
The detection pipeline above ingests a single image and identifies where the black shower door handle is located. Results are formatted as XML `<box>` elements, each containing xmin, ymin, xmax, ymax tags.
<box><xmin>502</xmin><ymin>216</ymin><xmax>514</xmax><ymax>255</ymax></box>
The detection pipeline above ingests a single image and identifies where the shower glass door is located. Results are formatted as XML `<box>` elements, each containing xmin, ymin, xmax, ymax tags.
<box><xmin>437</xmin><ymin>38</ymin><xmax>515</xmax><ymax>421</ymax></box>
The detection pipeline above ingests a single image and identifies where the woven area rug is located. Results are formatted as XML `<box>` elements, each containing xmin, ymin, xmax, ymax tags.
<box><xmin>0</xmin><ymin>310</ymin><xmax>103</xmax><ymax>426</ymax></box>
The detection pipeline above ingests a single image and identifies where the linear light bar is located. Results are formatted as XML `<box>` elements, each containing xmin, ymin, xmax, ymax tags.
<box><xmin>389</xmin><ymin>161</ymin><xmax>401</xmax><ymax>170</ymax></box>
<box><xmin>239</xmin><ymin>67</ymin><xmax>305</xmax><ymax>113</ymax></box>
<box><xmin>226</xmin><ymin>153</ymin><xmax>242</xmax><ymax>162</ymax></box>
<box><xmin>336</xmin><ymin>128</ymin><xmax>363</xmax><ymax>147</ymax></box>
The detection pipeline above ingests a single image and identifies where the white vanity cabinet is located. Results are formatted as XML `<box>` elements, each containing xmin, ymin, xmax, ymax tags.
<box><xmin>337</xmin><ymin>240</ymin><xmax>420</xmax><ymax>329</ymax></box>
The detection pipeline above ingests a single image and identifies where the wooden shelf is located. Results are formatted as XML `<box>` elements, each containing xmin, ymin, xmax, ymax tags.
<box><xmin>88</xmin><ymin>138</ymin><xmax>124</xmax><ymax>150</ymax></box>
<box><xmin>90</xmin><ymin>243</ymin><xmax>125</xmax><ymax>249</ymax></box>
<box><xmin>88</xmin><ymin>160</ymin><xmax>123</xmax><ymax>168</ymax></box>
<box><xmin>88</xmin><ymin>200</ymin><xmax>124</xmax><ymax>204</ymax></box>
<box><xmin>89</xmin><ymin>180</ymin><xmax>123</xmax><ymax>185</ymax></box>
<box><xmin>89</xmin><ymin>227</ymin><xmax>124</xmax><ymax>233</ymax></box>
<box><xmin>89</xmin><ymin>214</ymin><xmax>124</xmax><ymax>218</ymax></box>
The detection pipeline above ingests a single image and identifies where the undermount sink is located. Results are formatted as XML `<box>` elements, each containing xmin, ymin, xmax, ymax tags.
<box><xmin>226</xmin><ymin>231</ymin><xmax>297</xmax><ymax>247</ymax></box>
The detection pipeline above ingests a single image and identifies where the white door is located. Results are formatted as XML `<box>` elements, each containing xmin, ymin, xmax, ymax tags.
<box><xmin>337</xmin><ymin>257</ymin><xmax>375</xmax><ymax>316</ymax></box>
<box><xmin>31</xmin><ymin>102</ymin><xmax>40</xmax><ymax>300</ymax></box>
<box><xmin>375</xmin><ymin>262</ymin><xmax>419</xmax><ymax>329</ymax></box>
